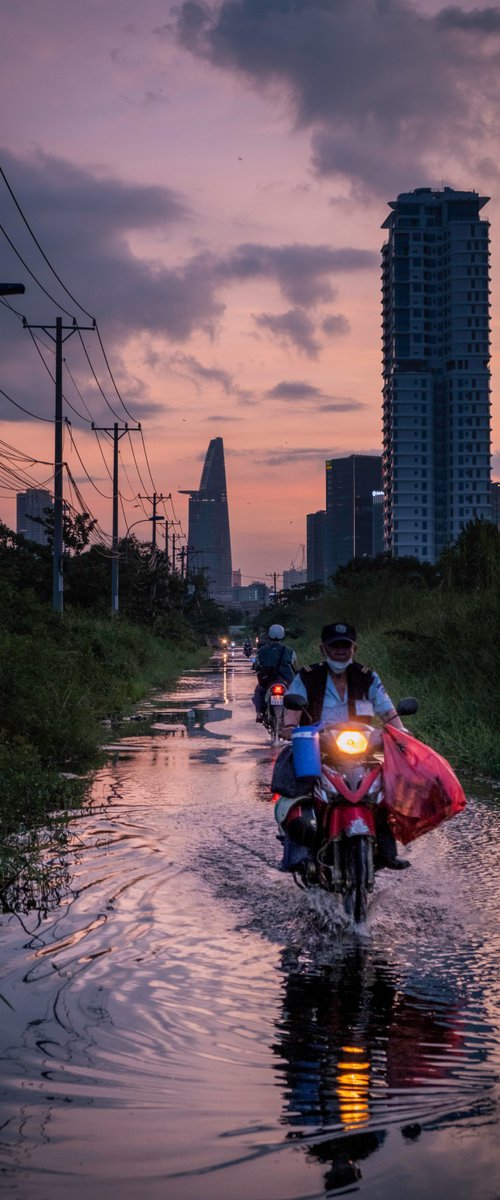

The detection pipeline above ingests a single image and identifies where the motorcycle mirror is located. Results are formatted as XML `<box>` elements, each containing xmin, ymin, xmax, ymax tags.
<box><xmin>397</xmin><ymin>696</ymin><xmax>419</xmax><ymax>716</ymax></box>
<box><xmin>284</xmin><ymin>694</ymin><xmax>308</xmax><ymax>711</ymax></box>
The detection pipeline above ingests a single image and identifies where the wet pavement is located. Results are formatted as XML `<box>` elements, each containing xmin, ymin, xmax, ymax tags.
<box><xmin>0</xmin><ymin>650</ymin><xmax>499</xmax><ymax>1199</ymax></box>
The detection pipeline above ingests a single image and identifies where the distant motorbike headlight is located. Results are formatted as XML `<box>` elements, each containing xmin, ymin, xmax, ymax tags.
<box><xmin>335</xmin><ymin>730</ymin><xmax>369</xmax><ymax>756</ymax></box>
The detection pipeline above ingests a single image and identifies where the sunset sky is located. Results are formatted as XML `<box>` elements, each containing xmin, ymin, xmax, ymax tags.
<box><xmin>1</xmin><ymin>0</ymin><xmax>499</xmax><ymax>579</ymax></box>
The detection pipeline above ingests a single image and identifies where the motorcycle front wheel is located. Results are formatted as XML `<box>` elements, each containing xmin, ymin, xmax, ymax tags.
<box><xmin>343</xmin><ymin>836</ymin><xmax>371</xmax><ymax>924</ymax></box>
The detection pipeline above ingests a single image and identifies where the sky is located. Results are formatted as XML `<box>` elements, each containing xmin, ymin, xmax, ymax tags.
<box><xmin>1</xmin><ymin>0</ymin><xmax>500</xmax><ymax>579</ymax></box>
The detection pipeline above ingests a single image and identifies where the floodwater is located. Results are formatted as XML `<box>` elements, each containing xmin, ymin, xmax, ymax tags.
<box><xmin>1</xmin><ymin>651</ymin><xmax>500</xmax><ymax>1200</ymax></box>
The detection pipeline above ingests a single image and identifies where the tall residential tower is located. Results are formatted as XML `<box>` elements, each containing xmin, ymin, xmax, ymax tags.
<box><xmin>180</xmin><ymin>437</ymin><xmax>232</xmax><ymax>598</ymax></box>
<box><xmin>325</xmin><ymin>455</ymin><xmax>382</xmax><ymax>578</ymax></box>
<box><xmin>382</xmin><ymin>187</ymin><xmax>492</xmax><ymax>561</ymax></box>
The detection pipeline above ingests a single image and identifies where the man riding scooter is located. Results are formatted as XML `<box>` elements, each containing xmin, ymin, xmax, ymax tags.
<box><xmin>280</xmin><ymin>621</ymin><xmax>409</xmax><ymax>870</ymax></box>
<box><xmin>252</xmin><ymin>624</ymin><xmax>297</xmax><ymax>722</ymax></box>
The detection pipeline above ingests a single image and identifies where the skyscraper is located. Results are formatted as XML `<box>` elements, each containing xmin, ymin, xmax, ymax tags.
<box><xmin>306</xmin><ymin>510</ymin><xmax>326</xmax><ymax>583</ymax></box>
<box><xmin>180</xmin><ymin>437</ymin><xmax>232</xmax><ymax>597</ymax></box>
<box><xmin>382</xmin><ymin>187</ymin><xmax>492</xmax><ymax>562</ymax></box>
<box><xmin>16</xmin><ymin>488</ymin><xmax>52</xmax><ymax>545</ymax></box>
<box><xmin>325</xmin><ymin>456</ymin><xmax>382</xmax><ymax>578</ymax></box>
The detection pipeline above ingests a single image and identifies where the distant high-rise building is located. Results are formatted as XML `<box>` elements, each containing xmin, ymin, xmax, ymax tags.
<box><xmin>283</xmin><ymin>567</ymin><xmax>307</xmax><ymax>590</ymax></box>
<box><xmin>232</xmin><ymin>568</ymin><xmax>242</xmax><ymax>587</ymax></box>
<box><xmin>325</xmin><ymin>456</ymin><xmax>382</xmax><ymax>578</ymax></box>
<box><xmin>306</xmin><ymin>510</ymin><xmax>326</xmax><ymax>583</ymax></box>
<box><xmin>491</xmin><ymin>481</ymin><xmax>500</xmax><ymax>530</ymax></box>
<box><xmin>372</xmin><ymin>491</ymin><xmax>385</xmax><ymax>555</ymax></box>
<box><xmin>16</xmin><ymin>488</ymin><xmax>52</xmax><ymax>545</ymax></box>
<box><xmin>382</xmin><ymin>187</ymin><xmax>492</xmax><ymax>562</ymax></box>
<box><xmin>180</xmin><ymin>437</ymin><xmax>232</xmax><ymax>597</ymax></box>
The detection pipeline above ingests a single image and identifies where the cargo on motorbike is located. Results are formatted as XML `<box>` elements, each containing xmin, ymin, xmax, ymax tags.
<box><xmin>273</xmin><ymin>694</ymin><xmax>465</xmax><ymax>924</ymax></box>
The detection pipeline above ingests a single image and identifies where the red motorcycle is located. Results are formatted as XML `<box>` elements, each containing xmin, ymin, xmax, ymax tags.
<box><xmin>275</xmin><ymin>696</ymin><xmax>418</xmax><ymax>923</ymax></box>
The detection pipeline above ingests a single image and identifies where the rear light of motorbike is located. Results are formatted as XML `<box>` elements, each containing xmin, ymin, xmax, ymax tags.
<box><xmin>270</xmin><ymin>684</ymin><xmax>285</xmax><ymax>695</ymax></box>
<box><xmin>335</xmin><ymin>730</ymin><xmax>369</xmax><ymax>756</ymax></box>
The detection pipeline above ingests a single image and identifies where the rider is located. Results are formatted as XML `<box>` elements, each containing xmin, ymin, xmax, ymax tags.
<box><xmin>252</xmin><ymin>623</ymin><xmax>297</xmax><ymax>722</ymax></box>
<box><xmin>282</xmin><ymin>621</ymin><xmax>409</xmax><ymax>869</ymax></box>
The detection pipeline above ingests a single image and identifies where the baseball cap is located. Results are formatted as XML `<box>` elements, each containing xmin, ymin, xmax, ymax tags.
<box><xmin>321</xmin><ymin>622</ymin><xmax>356</xmax><ymax>644</ymax></box>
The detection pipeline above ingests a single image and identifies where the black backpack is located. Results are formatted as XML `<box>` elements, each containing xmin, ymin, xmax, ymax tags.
<box><xmin>256</xmin><ymin>642</ymin><xmax>295</xmax><ymax>686</ymax></box>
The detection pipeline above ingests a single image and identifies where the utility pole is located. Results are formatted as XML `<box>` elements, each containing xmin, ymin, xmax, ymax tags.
<box><xmin>179</xmin><ymin>544</ymin><xmax>186</xmax><ymax>579</ymax></box>
<box><xmin>266</xmin><ymin>571</ymin><xmax>281</xmax><ymax>602</ymax></box>
<box><xmin>23</xmin><ymin>315</ymin><xmax>95</xmax><ymax>614</ymax></box>
<box><xmin>92</xmin><ymin>421</ymin><xmax>141</xmax><ymax>615</ymax></box>
<box><xmin>164</xmin><ymin>517</ymin><xmax>180</xmax><ymax>570</ymax></box>
<box><xmin>138</xmin><ymin>493</ymin><xmax>166</xmax><ymax>550</ymax></box>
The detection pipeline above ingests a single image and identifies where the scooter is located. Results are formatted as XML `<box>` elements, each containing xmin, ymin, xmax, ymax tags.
<box><xmin>263</xmin><ymin>682</ymin><xmax>287</xmax><ymax>742</ymax></box>
<box><xmin>274</xmin><ymin>695</ymin><xmax>418</xmax><ymax>923</ymax></box>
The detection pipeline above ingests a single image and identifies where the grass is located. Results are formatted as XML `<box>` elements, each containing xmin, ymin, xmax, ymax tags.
<box><xmin>0</xmin><ymin>590</ymin><xmax>211</xmax><ymax>908</ymax></box>
<box><xmin>289</xmin><ymin>583</ymin><xmax>500</xmax><ymax>777</ymax></box>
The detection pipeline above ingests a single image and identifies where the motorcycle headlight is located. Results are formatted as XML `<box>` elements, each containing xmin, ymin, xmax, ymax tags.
<box><xmin>335</xmin><ymin>730</ymin><xmax>369</xmax><ymax>756</ymax></box>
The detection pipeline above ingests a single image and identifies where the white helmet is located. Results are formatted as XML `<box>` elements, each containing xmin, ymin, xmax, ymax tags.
<box><xmin>268</xmin><ymin>623</ymin><xmax>285</xmax><ymax>640</ymax></box>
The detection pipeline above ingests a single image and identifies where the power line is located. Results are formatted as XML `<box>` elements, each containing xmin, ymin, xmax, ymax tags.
<box><xmin>0</xmin><ymin>384</ymin><xmax>52</xmax><ymax>423</ymax></box>
<box><xmin>0</xmin><ymin>222</ymin><xmax>76</xmax><ymax>318</ymax></box>
<box><xmin>0</xmin><ymin>165</ymin><xmax>95</xmax><ymax>321</ymax></box>
<box><xmin>139</xmin><ymin>426</ymin><xmax>158</xmax><ymax>492</ymax></box>
<box><xmin>65</xmin><ymin>420</ymin><xmax>113</xmax><ymax>500</ymax></box>
<box><xmin>63</xmin><ymin>357</ymin><xmax>99</xmax><ymax>424</ymax></box>
<box><xmin>94</xmin><ymin>323</ymin><xmax>139</xmax><ymax>423</ymax></box>
<box><xmin>26</xmin><ymin>327</ymin><xmax>93</xmax><ymax>425</ymax></box>
<box><xmin>76</xmin><ymin>329</ymin><xmax>121</xmax><ymax>421</ymax></box>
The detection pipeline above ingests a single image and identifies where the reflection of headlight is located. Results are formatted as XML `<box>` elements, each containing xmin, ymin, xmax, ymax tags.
<box><xmin>335</xmin><ymin>730</ymin><xmax>369</xmax><ymax>755</ymax></box>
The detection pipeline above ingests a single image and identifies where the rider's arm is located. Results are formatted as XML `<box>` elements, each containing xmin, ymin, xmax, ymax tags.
<box><xmin>281</xmin><ymin>672</ymin><xmax>306</xmax><ymax>739</ymax></box>
<box><xmin>369</xmin><ymin>673</ymin><xmax>404</xmax><ymax>730</ymax></box>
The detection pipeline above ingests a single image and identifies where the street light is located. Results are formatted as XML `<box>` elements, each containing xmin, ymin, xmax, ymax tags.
<box><xmin>0</xmin><ymin>283</ymin><xmax>25</xmax><ymax>296</ymax></box>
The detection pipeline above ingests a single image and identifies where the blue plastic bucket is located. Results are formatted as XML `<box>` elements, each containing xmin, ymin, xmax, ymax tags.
<box><xmin>292</xmin><ymin>725</ymin><xmax>322</xmax><ymax>778</ymax></box>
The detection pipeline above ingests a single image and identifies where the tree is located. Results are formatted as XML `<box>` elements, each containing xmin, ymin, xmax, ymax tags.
<box><xmin>438</xmin><ymin>519</ymin><xmax>500</xmax><ymax>591</ymax></box>
<box><xmin>34</xmin><ymin>507</ymin><xmax>98</xmax><ymax>555</ymax></box>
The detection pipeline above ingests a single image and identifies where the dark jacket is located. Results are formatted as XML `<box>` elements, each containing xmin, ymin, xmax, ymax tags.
<box><xmin>298</xmin><ymin>661</ymin><xmax>375</xmax><ymax>725</ymax></box>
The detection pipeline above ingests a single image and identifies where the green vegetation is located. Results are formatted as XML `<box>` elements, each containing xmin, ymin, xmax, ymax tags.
<box><xmin>256</xmin><ymin>520</ymin><xmax>500</xmax><ymax>778</ymax></box>
<box><xmin>0</xmin><ymin>519</ymin><xmax>226</xmax><ymax>907</ymax></box>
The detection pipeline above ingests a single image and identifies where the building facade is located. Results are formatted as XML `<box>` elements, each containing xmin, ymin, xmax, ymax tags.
<box><xmin>16</xmin><ymin>488</ymin><xmax>52</xmax><ymax>545</ymax></box>
<box><xmin>180</xmin><ymin>437</ymin><xmax>232</xmax><ymax>598</ymax></box>
<box><xmin>372</xmin><ymin>491</ymin><xmax>385</xmax><ymax>555</ymax></box>
<box><xmin>325</xmin><ymin>456</ymin><xmax>382</xmax><ymax>578</ymax></box>
<box><xmin>306</xmin><ymin>510</ymin><xmax>326</xmax><ymax>583</ymax></box>
<box><xmin>283</xmin><ymin>567</ymin><xmax>307</xmax><ymax>590</ymax></box>
<box><xmin>382</xmin><ymin>187</ymin><xmax>492</xmax><ymax>561</ymax></box>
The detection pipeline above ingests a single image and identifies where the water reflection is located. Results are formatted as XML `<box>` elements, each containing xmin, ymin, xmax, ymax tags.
<box><xmin>274</xmin><ymin>947</ymin><xmax>492</xmax><ymax>1194</ymax></box>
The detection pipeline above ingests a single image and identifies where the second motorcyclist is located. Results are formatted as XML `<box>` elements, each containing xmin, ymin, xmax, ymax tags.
<box><xmin>252</xmin><ymin>624</ymin><xmax>297</xmax><ymax>722</ymax></box>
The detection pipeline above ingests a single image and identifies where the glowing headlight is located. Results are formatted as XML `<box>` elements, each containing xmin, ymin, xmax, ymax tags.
<box><xmin>335</xmin><ymin>730</ymin><xmax>369</xmax><ymax>755</ymax></box>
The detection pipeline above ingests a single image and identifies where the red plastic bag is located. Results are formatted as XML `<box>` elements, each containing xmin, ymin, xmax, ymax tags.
<box><xmin>381</xmin><ymin>725</ymin><xmax>466</xmax><ymax>845</ymax></box>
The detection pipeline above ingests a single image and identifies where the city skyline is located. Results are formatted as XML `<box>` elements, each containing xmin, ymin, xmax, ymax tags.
<box><xmin>0</xmin><ymin>1</ymin><xmax>499</xmax><ymax>577</ymax></box>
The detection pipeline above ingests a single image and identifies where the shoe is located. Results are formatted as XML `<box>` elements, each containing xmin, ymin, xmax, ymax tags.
<box><xmin>255</xmin><ymin>714</ymin><xmax>264</xmax><ymax>723</ymax></box>
<box><xmin>383</xmin><ymin>857</ymin><xmax>410</xmax><ymax>871</ymax></box>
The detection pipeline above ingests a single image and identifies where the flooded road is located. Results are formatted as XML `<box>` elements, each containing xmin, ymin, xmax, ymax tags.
<box><xmin>1</xmin><ymin>650</ymin><xmax>500</xmax><ymax>1199</ymax></box>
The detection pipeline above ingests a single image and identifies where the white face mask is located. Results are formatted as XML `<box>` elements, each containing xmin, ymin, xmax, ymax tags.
<box><xmin>326</xmin><ymin>655</ymin><xmax>353</xmax><ymax>674</ymax></box>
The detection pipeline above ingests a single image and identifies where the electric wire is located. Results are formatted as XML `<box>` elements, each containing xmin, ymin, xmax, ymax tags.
<box><xmin>0</xmin><ymin>165</ymin><xmax>95</xmax><ymax>322</ymax></box>
<box><xmin>63</xmin><ymin>357</ymin><xmax>99</xmax><ymax>424</ymax></box>
<box><xmin>0</xmin><ymin>385</ymin><xmax>52</xmax><ymax>423</ymax></box>
<box><xmin>0</xmin><ymin>222</ymin><xmax>76</xmax><ymax>318</ymax></box>
<box><xmin>64</xmin><ymin>420</ymin><xmax>113</xmax><ymax>500</ymax></box>
<box><xmin>94</xmin><ymin>323</ymin><xmax>139</xmax><ymax>423</ymax></box>
<box><xmin>127</xmin><ymin>430</ymin><xmax>149</xmax><ymax>510</ymax></box>
<box><xmin>139</xmin><ymin>426</ymin><xmax>158</xmax><ymax>492</ymax></box>
<box><xmin>76</xmin><ymin>329</ymin><xmax>122</xmax><ymax>421</ymax></box>
<box><xmin>26</xmin><ymin>327</ymin><xmax>93</xmax><ymax>425</ymax></box>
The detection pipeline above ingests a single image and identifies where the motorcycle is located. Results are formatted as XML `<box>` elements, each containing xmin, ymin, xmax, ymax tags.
<box><xmin>274</xmin><ymin>695</ymin><xmax>418</xmax><ymax>923</ymax></box>
<box><xmin>243</xmin><ymin>639</ymin><xmax>253</xmax><ymax>658</ymax></box>
<box><xmin>263</xmin><ymin>682</ymin><xmax>288</xmax><ymax>741</ymax></box>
